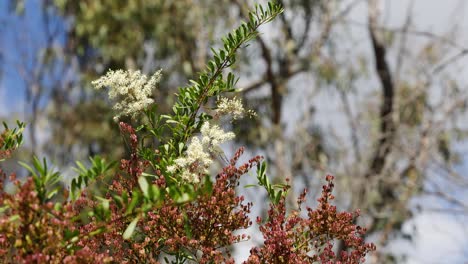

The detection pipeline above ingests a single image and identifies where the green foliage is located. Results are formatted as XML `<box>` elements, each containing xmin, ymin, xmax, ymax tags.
<box><xmin>70</xmin><ymin>156</ymin><xmax>117</xmax><ymax>200</ymax></box>
<box><xmin>54</xmin><ymin>0</ymin><xmax>203</xmax><ymax>67</ymax></box>
<box><xmin>246</xmin><ymin>160</ymin><xmax>288</xmax><ymax>204</ymax></box>
<box><xmin>169</xmin><ymin>2</ymin><xmax>283</xmax><ymax>143</ymax></box>
<box><xmin>0</xmin><ymin>121</ymin><xmax>25</xmax><ymax>161</ymax></box>
<box><xmin>398</xmin><ymin>83</ymin><xmax>426</xmax><ymax>127</ymax></box>
<box><xmin>139</xmin><ymin>2</ymin><xmax>284</xmax><ymax>174</ymax></box>
<box><xmin>19</xmin><ymin>157</ymin><xmax>61</xmax><ymax>203</ymax></box>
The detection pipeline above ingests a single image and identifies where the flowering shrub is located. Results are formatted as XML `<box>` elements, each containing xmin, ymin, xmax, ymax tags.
<box><xmin>0</xmin><ymin>166</ymin><xmax>113</xmax><ymax>263</ymax></box>
<box><xmin>0</xmin><ymin>2</ymin><xmax>375</xmax><ymax>263</ymax></box>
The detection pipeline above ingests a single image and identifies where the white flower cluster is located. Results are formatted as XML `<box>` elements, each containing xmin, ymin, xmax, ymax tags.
<box><xmin>167</xmin><ymin>122</ymin><xmax>235</xmax><ymax>184</ymax></box>
<box><xmin>216</xmin><ymin>96</ymin><xmax>256</xmax><ymax>120</ymax></box>
<box><xmin>200</xmin><ymin>121</ymin><xmax>235</xmax><ymax>153</ymax></box>
<box><xmin>92</xmin><ymin>69</ymin><xmax>162</xmax><ymax>121</ymax></box>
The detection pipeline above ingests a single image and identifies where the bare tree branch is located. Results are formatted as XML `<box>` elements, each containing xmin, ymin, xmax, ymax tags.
<box><xmin>365</xmin><ymin>0</ymin><xmax>396</xmax><ymax>179</ymax></box>
<box><xmin>338</xmin><ymin>88</ymin><xmax>362</xmax><ymax>162</ymax></box>
<box><xmin>232</xmin><ymin>0</ymin><xmax>283</xmax><ymax>124</ymax></box>
<box><xmin>394</xmin><ymin>0</ymin><xmax>414</xmax><ymax>84</ymax></box>
<box><xmin>433</xmin><ymin>48</ymin><xmax>468</xmax><ymax>74</ymax></box>
<box><xmin>345</xmin><ymin>19</ymin><xmax>468</xmax><ymax>51</ymax></box>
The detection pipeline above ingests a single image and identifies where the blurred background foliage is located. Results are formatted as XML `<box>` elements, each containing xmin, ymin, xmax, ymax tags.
<box><xmin>2</xmin><ymin>0</ymin><xmax>468</xmax><ymax>262</ymax></box>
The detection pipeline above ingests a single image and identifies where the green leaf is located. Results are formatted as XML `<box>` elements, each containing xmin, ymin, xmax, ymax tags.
<box><xmin>194</xmin><ymin>175</ymin><xmax>213</xmax><ymax>196</ymax></box>
<box><xmin>126</xmin><ymin>191</ymin><xmax>141</xmax><ymax>215</ymax></box>
<box><xmin>178</xmin><ymin>142</ymin><xmax>185</xmax><ymax>154</ymax></box>
<box><xmin>141</xmin><ymin>172</ymin><xmax>158</xmax><ymax>178</ymax></box>
<box><xmin>123</xmin><ymin>216</ymin><xmax>140</xmax><ymax>240</ymax></box>
<box><xmin>89</xmin><ymin>226</ymin><xmax>106</xmax><ymax>236</ymax></box>
<box><xmin>70</xmin><ymin>156</ymin><xmax>116</xmax><ymax>201</ymax></box>
<box><xmin>19</xmin><ymin>156</ymin><xmax>62</xmax><ymax>202</ymax></box>
<box><xmin>64</xmin><ymin>229</ymin><xmax>80</xmax><ymax>240</ymax></box>
<box><xmin>54</xmin><ymin>202</ymin><xmax>62</xmax><ymax>211</ymax></box>
<box><xmin>96</xmin><ymin>196</ymin><xmax>110</xmax><ymax>212</ymax></box>
<box><xmin>138</xmin><ymin>176</ymin><xmax>149</xmax><ymax>198</ymax></box>
<box><xmin>112</xmin><ymin>194</ymin><xmax>124</xmax><ymax>209</ymax></box>
<box><xmin>0</xmin><ymin>205</ymin><xmax>9</xmax><ymax>213</ymax></box>
<box><xmin>8</xmin><ymin>214</ymin><xmax>20</xmax><ymax>222</ymax></box>
<box><xmin>47</xmin><ymin>187</ymin><xmax>59</xmax><ymax>199</ymax></box>
<box><xmin>18</xmin><ymin>161</ymin><xmax>37</xmax><ymax>178</ymax></box>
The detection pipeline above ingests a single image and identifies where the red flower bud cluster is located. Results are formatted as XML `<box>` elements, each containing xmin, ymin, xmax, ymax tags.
<box><xmin>246</xmin><ymin>175</ymin><xmax>376</xmax><ymax>263</ymax></box>
<box><xmin>0</xmin><ymin>171</ymin><xmax>112</xmax><ymax>263</ymax></box>
<box><xmin>118</xmin><ymin>122</ymin><xmax>149</xmax><ymax>190</ymax></box>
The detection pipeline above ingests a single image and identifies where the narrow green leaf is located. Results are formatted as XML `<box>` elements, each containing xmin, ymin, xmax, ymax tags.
<box><xmin>89</xmin><ymin>226</ymin><xmax>106</xmax><ymax>236</ymax></box>
<box><xmin>47</xmin><ymin>187</ymin><xmax>59</xmax><ymax>199</ymax></box>
<box><xmin>126</xmin><ymin>191</ymin><xmax>141</xmax><ymax>215</ymax></box>
<box><xmin>8</xmin><ymin>214</ymin><xmax>20</xmax><ymax>222</ymax></box>
<box><xmin>96</xmin><ymin>196</ymin><xmax>110</xmax><ymax>212</ymax></box>
<box><xmin>138</xmin><ymin>176</ymin><xmax>149</xmax><ymax>198</ymax></box>
<box><xmin>123</xmin><ymin>216</ymin><xmax>140</xmax><ymax>240</ymax></box>
<box><xmin>18</xmin><ymin>161</ymin><xmax>37</xmax><ymax>178</ymax></box>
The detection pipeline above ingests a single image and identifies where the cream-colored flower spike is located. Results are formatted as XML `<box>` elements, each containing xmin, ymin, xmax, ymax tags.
<box><xmin>174</xmin><ymin>137</ymin><xmax>212</xmax><ymax>184</ymax></box>
<box><xmin>200</xmin><ymin>122</ymin><xmax>235</xmax><ymax>153</ymax></box>
<box><xmin>216</xmin><ymin>97</ymin><xmax>244</xmax><ymax>120</ymax></box>
<box><xmin>168</xmin><ymin>122</ymin><xmax>235</xmax><ymax>184</ymax></box>
<box><xmin>216</xmin><ymin>96</ymin><xmax>256</xmax><ymax>120</ymax></box>
<box><xmin>92</xmin><ymin>69</ymin><xmax>162</xmax><ymax>121</ymax></box>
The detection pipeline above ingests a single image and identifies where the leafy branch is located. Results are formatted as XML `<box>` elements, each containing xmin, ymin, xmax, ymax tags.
<box><xmin>19</xmin><ymin>157</ymin><xmax>61</xmax><ymax>203</ymax></box>
<box><xmin>70</xmin><ymin>156</ymin><xmax>117</xmax><ymax>201</ymax></box>
<box><xmin>160</xmin><ymin>2</ymin><xmax>284</xmax><ymax>156</ymax></box>
<box><xmin>246</xmin><ymin>160</ymin><xmax>288</xmax><ymax>204</ymax></box>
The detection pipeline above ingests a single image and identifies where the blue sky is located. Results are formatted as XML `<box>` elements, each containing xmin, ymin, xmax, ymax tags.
<box><xmin>0</xmin><ymin>0</ymin><xmax>67</xmax><ymax>116</ymax></box>
<box><xmin>1</xmin><ymin>1</ymin><xmax>33</xmax><ymax>112</ymax></box>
